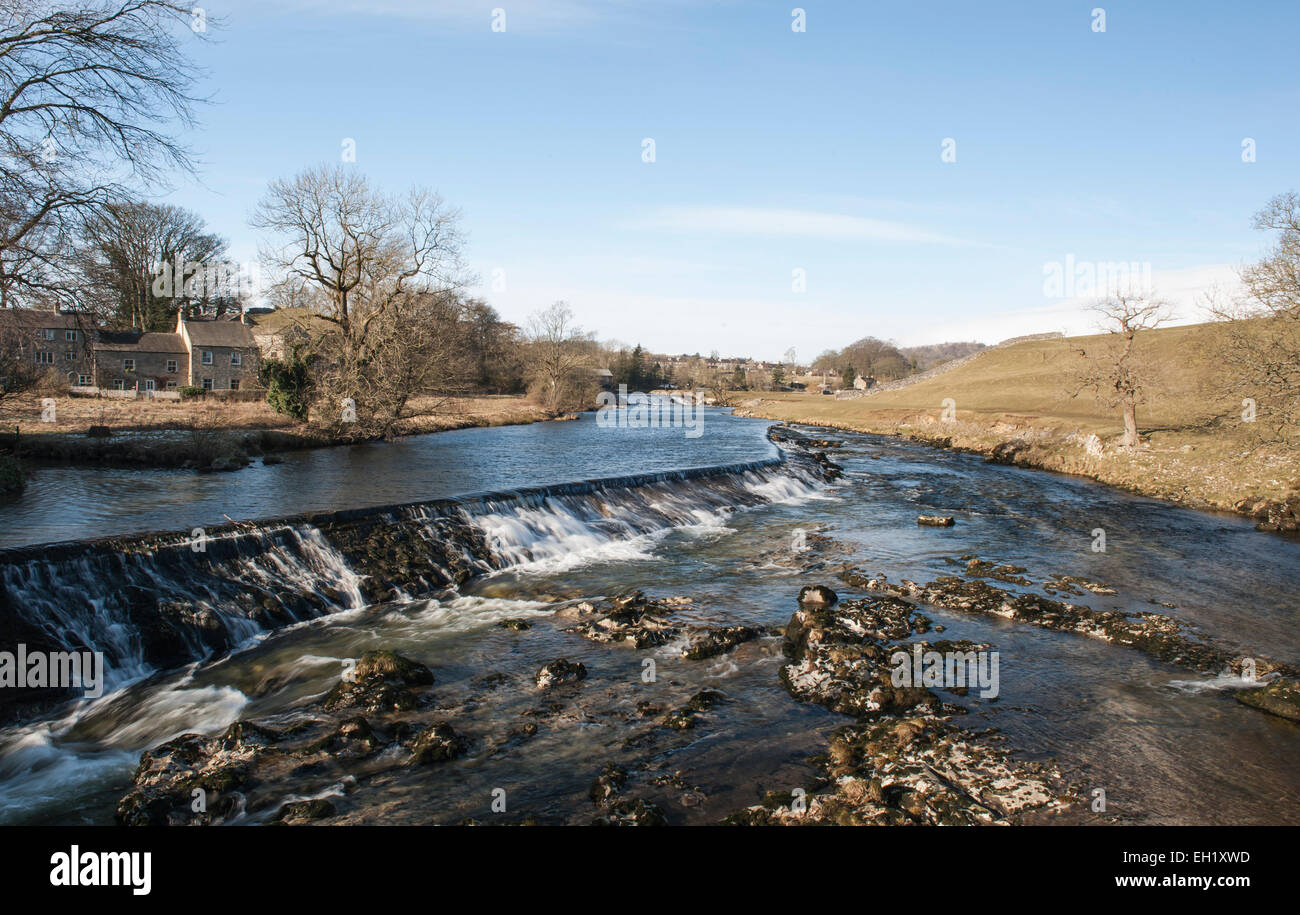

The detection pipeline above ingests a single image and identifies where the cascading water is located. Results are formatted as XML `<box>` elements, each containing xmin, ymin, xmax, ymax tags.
<box><xmin>0</xmin><ymin>444</ymin><xmax>830</xmax><ymax>722</ymax></box>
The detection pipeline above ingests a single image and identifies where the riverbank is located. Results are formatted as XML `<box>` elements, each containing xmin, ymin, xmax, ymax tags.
<box><xmin>0</xmin><ymin>393</ymin><xmax>558</xmax><ymax>473</ymax></box>
<box><xmin>734</xmin><ymin>324</ymin><xmax>1300</xmax><ymax>532</ymax></box>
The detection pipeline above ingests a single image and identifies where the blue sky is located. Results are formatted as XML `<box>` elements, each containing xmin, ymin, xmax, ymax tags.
<box><xmin>163</xmin><ymin>0</ymin><xmax>1300</xmax><ymax>360</ymax></box>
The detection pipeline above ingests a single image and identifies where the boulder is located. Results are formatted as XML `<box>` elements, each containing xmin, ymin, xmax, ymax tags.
<box><xmin>680</xmin><ymin>625</ymin><xmax>762</xmax><ymax>660</ymax></box>
<box><xmin>323</xmin><ymin>649</ymin><xmax>434</xmax><ymax>712</ymax></box>
<box><xmin>917</xmin><ymin>515</ymin><xmax>955</xmax><ymax>527</ymax></box>
<box><xmin>535</xmin><ymin>658</ymin><xmax>587</xmax><ymax>689</ymax></box>
<box><xmin>1235</xmin><ymin>678</ymin><xmax>1300</xmax><ymax>722</ymax></box>
<box><xmin>797</xmin><ymin>584</ymin><xmax>838</xmax><ymax>607</ymax></box>
<box><xmin>591</xmin><ymin>798</ymin><xmax>667</xmax><ymax>826</ymax></box>
<box><xmin>275</xmin><ymin>799</ymin><xmax>336</xmax><ymax>823</ymax></box>
<box><xmin>408</xmin><ymin>722</ymin><xmax>467</xmax><ymax>764</ymax></box>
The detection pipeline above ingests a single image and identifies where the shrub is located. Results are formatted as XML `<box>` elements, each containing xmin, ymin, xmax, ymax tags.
<box><xmin>33</xmin><ymin>371</ymin><xmax>70</xmax><ymax>396</ymax></box>
<box><xmin>259</xmin><ymin>348</ymin><xmax>313</xmax><ymax>420</ymax></box>
<box><xmin>178</xmin><ymin>385</ymin><xmax>205</xmax><ymax>400</ymax></box>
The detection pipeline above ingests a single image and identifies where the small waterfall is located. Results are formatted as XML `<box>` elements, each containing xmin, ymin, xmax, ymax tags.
<box><xmin>464</xmin><ymin>459</ymin><xmax>812</xmax><ymax>568</ymax></box>
<box><xmin>0</xmin><ymin>523</ymin><xmax>373</xmax><ymax>698</ymax></box>
<box><xmin>0</xmin><ymin>439</ymin><xmax>832</xmax><ymax>721</ymax></box>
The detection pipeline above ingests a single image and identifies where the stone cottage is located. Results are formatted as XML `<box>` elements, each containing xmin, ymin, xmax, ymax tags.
<box><xmin>177</xmin><ymin>311</ymin><xmax>258</xmax><ymax>391</ymax></box>
<box><xmin>2</xmin><ymin>305</ymin><xmax>260</xmax><ymax>394</ymax></box>
<box><xmin>93</xmin><ymin>329</ymin><xmax>190</xmax><ymax>392</ymax></box>
<box><xmin>92</xmin><ymin>311</ymin><xmax>258</xmax><ymax>393</ymax></box>
<box><xmin>0</xmin><ymin>307</ymin><xmax>95</xmax><ymax>385</ymax></box>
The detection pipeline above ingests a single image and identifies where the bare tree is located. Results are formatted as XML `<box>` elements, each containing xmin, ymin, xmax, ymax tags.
<box><xmin>813</xmin><ymin>336</ymin><xmax>911</xmax><ymax>381</ymax></box>
<box><xmin>252</xmin><ymin>165</ymin><xmax>466</xmax><ymax>435</ymax></box>
<box><xmin>0</xmin><ymin>313</ymin><xmax>38</xmax><ymax>408</ymax></box>
<box><xmin>74</xmin><ymin>199</ymin><xmax>231</xmax><ymax>329</ymax></box>
<box><xmin>525</xmin><ymin>301</ymin><xmax>593</xmax><ymax>412</ymax></box>
<box><xmin>1073</xmin><ymin>293</ymin><xmax>1173</xmax><ymax>449</ymax></box>
<box><xmin>1206</xmin><ymin>192</ymin><xmax>1300</xmax><ymax>444</ymax></box>
<box><xmin>364</xmin><ymin>289</ymin><xmax>473</xmax><ymax>425</ymax></box>
<box><xmin>0</xmin><ymin>1</ymin><xmax>209</xmax><ymax>307</ymax></box>
<box><xmin>462</xmin><ymin>298</ymin><xmax>524</xmax><ymax>394</ymax></box>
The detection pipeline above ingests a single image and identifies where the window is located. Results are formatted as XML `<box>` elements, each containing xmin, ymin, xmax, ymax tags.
<box><xmin>123</xmin><ymin>358</ymin><xmax>135</xmax><ymax>372</ymax></box>
<box><xmin>34</xmin><ymin>351</ymin><xmax>53</xmax><ymax>365</ymax></box>
<box><xmin>201</xmin><ymin>350</ymin><xmax>213</xmax><ymax>365</ymax></box>
<box><xmin>201</xmin><ymin>378</ymin><xmax>213</xmax><ymax>390</ymax></box>
<box><xmin>230</xmin><ymin>352</ymin><xmax>242</xmax><ymax>367</ymax></box>
<box><xmin>165</xmin><ymin>381</ymin><xmax>178</xmax><ymax>390</ymax></box>
<box><xmin>43</xmin><ymin>329</ymin><xmax>54</xmax><ymax>341</ymax></box>
<box><xmin>229</xmin><ymin>379</ymin><xmax>240</xmax><ymax>391</ymax></box>
<box><xmin>144</xmin><ymin>379</ymin><xmax>156</xmax><ymax>392</ymax></box>
<box><xmin>77</xmin><ymin>374</ymin><xmax>91</xmax><ymax>386</ymax></box>
<box><xmin>65</xmin><ymin>329</ymin><xmax>77</xmax><ymax>342</ymax></box>
<box><xmin>64</xmin><ymin>351</ymin><xmax>76</xmax><ymax>361</ymax></box>
<box><xmin>166</xmin><ymin>359</ymin><xmax>177</xmax><ymax>374</ymax></box>
<box><xmin>112</xmin><ymin>379</ymin><xmax>124</xmax><ymax>391</ymax></box>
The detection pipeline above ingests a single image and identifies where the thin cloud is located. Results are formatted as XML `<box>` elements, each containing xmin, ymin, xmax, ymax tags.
<box><xmin>917</xmin><ymin>264</ymin><xmax>1243</xmax><ymax>345</ymax></box>
<box><xmin>632</xmin><ymin>206</ymin><xmax>990</xmax><ymax>247</ymax></box>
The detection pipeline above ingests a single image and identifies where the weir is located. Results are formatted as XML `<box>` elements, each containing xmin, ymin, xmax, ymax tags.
<box><xmin>0</xmin><ymin>440</ymin><xmax>831</xmax><ymax>722</ymax></box>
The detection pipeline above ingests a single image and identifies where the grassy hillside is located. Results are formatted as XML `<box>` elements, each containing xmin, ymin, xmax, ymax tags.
<box><xmin>739</xmin><ymin>321</ymin><xmax>1298</xmax><ymax>515</ymax></box>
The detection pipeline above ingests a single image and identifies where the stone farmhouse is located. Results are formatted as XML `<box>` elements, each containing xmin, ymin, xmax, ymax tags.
<box><xmin>0</xmin><ymin>308</ymin><xmax>94</xmax><ymax>384</ymax></box>
<box><xmin>1</xmin><ymin>306</ymin><xmax>260</xmax><ymax>394</ymax></box>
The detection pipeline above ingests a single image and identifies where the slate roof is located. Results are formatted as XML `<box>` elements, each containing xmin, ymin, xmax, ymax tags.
<box><xmin>183</xmin><ymin>319</ymin><xmax>256</xmax><ymax>348</ymax></box>
<box><xmin>0</xmin><ymin>307</ymin><xmax>90</xmax><ymax>330</ymax></box>
<box><xmin>95</xmin><ymin>331</ymin><xmax>188</xmax><ymax>353</ymax></box>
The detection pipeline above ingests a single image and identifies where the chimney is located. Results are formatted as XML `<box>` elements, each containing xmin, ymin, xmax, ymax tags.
<box><xmin>175</xmin><ymin>306</ymin><xmax>185</xmax><ymax>335</ymax></box>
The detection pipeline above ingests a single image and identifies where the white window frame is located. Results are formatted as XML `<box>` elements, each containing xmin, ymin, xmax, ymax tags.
<box><xmin>123</xmin><ymin>358</ymin><xmax>135</xmax><ymax>372</ymax></box>
<box><xmin>201</xmin><ymin>377</ymin><xmax>213</xmax><ymax>390</ymax></box>
<box><xmin>201</xmin><ymin>350</ymin><xmax>213</xmax><ymax>365</ymax></box>
<box><xmin>229</xmin><ymin>379</ymin><xmax>240</xmax><ymax>391</ymax></box>
<box><xmin>144</xmin><ymin>379</ymin><xmax>156</xmax><ymax>392</ymax></box>
<box><xmin>112</xmin><ymin>379</ymin><xmax>125</xmax><ymax>391</ymax></box>
<box><xmin>42</xmin><ymin>329</ymin><xmax>54</xmax><ymax>341</ymax></box>
<box><xmin>34</xmin><ymin>350</ymin><xmax>53</xmax><ymax>365</ymax></box>
<box><xmin>230</xmin><ymin>351</ymin><xmax>242</xmax><ymax>367</ymax></box>
<box><xmin>166</xmin><ymin>359</ymin><xmax>177</xmax><ymax>374</ymax></box>
<box><xmin>77</xmin><ymin>374</ymin><xmax>92</xmax><ymax>386</ymax></box>
<box><xmin>65</xmin><ymin>329</ymin><xmax>77</xmax><ymax>342</ymax></box>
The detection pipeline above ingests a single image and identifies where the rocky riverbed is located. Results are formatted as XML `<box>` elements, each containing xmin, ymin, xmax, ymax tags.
<box><xmin>109</xmin><ymin>537</ymin><xmax>1300</xmax><ymax>825</ymax></box>
<box><xmin>839</xmin><ymin>565</ymin><xmax>1300</xmax><ymax>722</ymax></box>
<box><xmin>113</xmin><ymin>596</ymin><xmax>778</xmax><ymax>826</ymax></box>
<box><xmin>113</xmin><ymin>584</ymin><xmax>1096</xmax><ymax>826</ymax></box>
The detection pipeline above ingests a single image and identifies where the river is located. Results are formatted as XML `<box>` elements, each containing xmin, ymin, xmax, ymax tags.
<box><xmin>0</xmin><ymin>409</ymin><xmax>1296</xmax><ymax>825</ymax></box>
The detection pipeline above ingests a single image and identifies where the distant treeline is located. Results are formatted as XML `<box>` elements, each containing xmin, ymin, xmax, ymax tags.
<box><xmin>811</xmin><ymin>337</ymin><xmax>987</xmax><ymax>385</ymax></box>
<box><xmin>899</xmin><ymin>340</ymin><xmax>988</xmax><ymax>371</ymax></box>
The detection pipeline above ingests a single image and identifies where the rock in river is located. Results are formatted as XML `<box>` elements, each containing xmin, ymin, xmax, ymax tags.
<box><xmin>1235</xmin><ymin>678</ymin><xmax>1300</xmax><ymax>722</ymax></box>
<box><xmin>535</xmin><ymin>658</ymin><xmax>588</xmax><ymax>689</ymax></box>
<box><xmin>917</xmin><ymin>515</ymin><xmax>955</xmax><ymax>527</ymax></box>
<box><xmin>797</xmin><ymin>584</ymin><xmax>838</xmax><ymax>607</ymax></box>
<box><xmin>323</xmin><ymin>649</ymin><xmax>435</xmax><ymax>713</ymax></box>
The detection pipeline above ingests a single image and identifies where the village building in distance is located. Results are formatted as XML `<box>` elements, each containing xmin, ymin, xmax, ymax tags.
<box><xmin>1</xmin><ymin>305</ymin><xmax>260</xmax><ymax>396</ymax></box>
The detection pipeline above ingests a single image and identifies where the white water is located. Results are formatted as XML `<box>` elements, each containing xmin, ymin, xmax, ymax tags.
<box><xmin>0</xmin><ymin>448</ymin><xmax>832</xmax><ymax>824</ymax></box>
<box><xmin>0</xmin><ymin>454</ymin><xmax>824</xmax><ymax>701</ymax></box>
